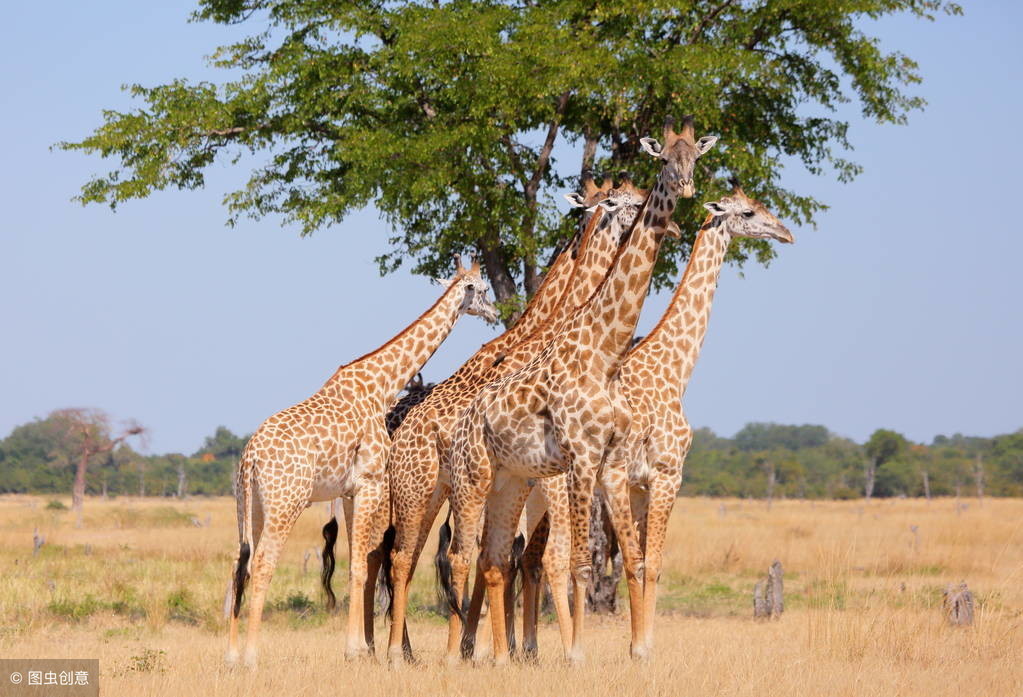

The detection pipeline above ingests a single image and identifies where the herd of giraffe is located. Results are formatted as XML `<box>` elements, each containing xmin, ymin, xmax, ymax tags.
<box><xmin>225</xmin><ymin>116</ymin><xmax>794</xmax><ymax>669</ymax></box>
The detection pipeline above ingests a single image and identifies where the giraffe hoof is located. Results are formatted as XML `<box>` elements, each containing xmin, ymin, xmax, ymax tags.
<box><xmin>387</xmin><ymin>647</ymin><xmax>409</xmax><ymax>667</ymax></box>
<box><xmin>516</xmin><ymin>645</ymin><xmax>539</xmax><ymax>664</ymax></box>
<box><xmin>567</xmin><ymin>649</ymin><xmax>585</xmax><ymax>667</ymax></box>
<box><xmin>345</xmin><ymin>646</ymin><xmax>373</xmax><ymax>662</ymax></box>
<box><xmin>444</xmin><ymin>653</ymin><xmax>462</xmax><ymax>668</ymax></box>
<box><xmin>243</xmin><ymin>650</ymin><xmax>259</xmax><ymax>670</ymax></box>
<box><xmin>493</xmin><ymin>653</ymin><xmax>510</xmax><ymax>667</ymax></box>
<box><xmin>224</xmin><ymin>649</ymin><xmax>240</xmax><ymax>668</ymax></box>
<box><xmin>630</xmin><ymin>644</ymin><xmax>651</xmax><ymax>662</ymax></box>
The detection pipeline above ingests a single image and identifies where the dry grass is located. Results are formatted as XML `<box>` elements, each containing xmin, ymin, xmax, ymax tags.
<box><xmin>1</xmin><ymin>495</ymin><xmax>1020</xmax><ymax>696</ymax></box>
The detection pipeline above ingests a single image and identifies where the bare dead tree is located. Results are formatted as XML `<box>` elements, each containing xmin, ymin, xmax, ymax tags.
<box><xmin>864</xmin><ymin>456</ymin><xmax>878</xmax><ymax>501</ymax></box>
<box><xmin>175</xmin><ymin>455</ymin><xmax>188</xmax><ymax>498</ymax></box>
<box><xmin>763</xmin><ymin>458</ymin><xmax>777</xmax><ymax>511</ymax></box>
<box><xmin>973</xmin><ymin>454</ymin><xmax>985</xmax><ymax>505</ymax></box>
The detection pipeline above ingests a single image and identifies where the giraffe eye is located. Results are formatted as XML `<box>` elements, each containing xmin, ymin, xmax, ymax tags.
<box><xmin>742</xmin><ymin>210</ymin><xmax>755</xmax><ymax>218</ymax></box>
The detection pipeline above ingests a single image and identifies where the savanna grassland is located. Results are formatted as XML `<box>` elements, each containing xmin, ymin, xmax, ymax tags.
<box><xmin>1</xmin><ymin>495</ymin><xmax>1020</xmax><ymax>697</ymax></box>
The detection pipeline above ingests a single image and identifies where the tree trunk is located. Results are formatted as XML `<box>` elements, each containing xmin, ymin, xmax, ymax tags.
<box><xmin>177</xmin><ymin>460</ymin><xmax>187</xmax><ymax>498</ymax></box>
<box><xmin>765</xmin><ymin>461</ymin><xmax>776</xmax><ymax>510</ymax></box>
<box><xmin>973</xmin><ymin>455</ymin><xmax>985</xmax><ymax>504</ymax></box>
<box><xmin>921</xmin><ymin>469</ymin><xmax>931</xmax><ymax>501</ymax></box>
<box><xmin>138</xmin><ymin>462</ymin><xmax>146</xmax><ymax>497</ymax></box>
<box><xmin>586</xmin><ymin>495</ymin><xmax>623</xmax><ymax>614</ymax></box>
<box><xmin>72</xmin><ymin>452</ymin><xmax>89</xmax><ymax>514</ymax></box>
<box><xmin>864</xmin><ymin>457</ymin><xmax>877</xmax><ymax>500</ymax></box>
<box><xmin>479</xmin><ymin>239</ymin><xmax>521</xmax><ymax>327</ymax></box>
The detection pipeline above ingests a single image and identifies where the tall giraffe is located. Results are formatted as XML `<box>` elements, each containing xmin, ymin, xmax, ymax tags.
<box><xmin>518</xmin><ymin>183</ymin><xmax>794</xmax><ymax>661</ymax></box>
<box><xmin>610</xmin><ymin>183</ymin><xmax>793</xmax><ymax>656</ymax></box>
<box><xmin>225</xmin><ymin>256</ymin><xmax>497</xmax><ymax>668</ymax></box>
<box><xmin>444</xmin><ymin>117</ymin><xmax>718</xmax><ymax>665</ymax></box>
<box><xmin>384</xmin><ymin>176</ymin><xmax>638</xmax><ymax>663</ymax></box>
<box><xmin>456</xmin><ymin>178</ymin><xmax>656</xmax><ymax>659</ymax></box>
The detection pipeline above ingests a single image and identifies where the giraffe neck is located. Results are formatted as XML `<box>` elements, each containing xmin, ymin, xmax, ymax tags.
<box><xmin>327</xmin><ymin>281</ymin><xmax>467</xmax><ymax>406</ymax></box>
<box><xmin>512</xmin><ymin>237</ymin><xmax>577</xmax><ymax>335</ymax></box>
<box><xmin>631</xmin><ymin>215</ymin><xmax>729</xmax><ymax>397</ymax></box>
<box><xmin>564</xmin><ymin>210</ymin><xmax>627</xmax><ymax>310</ymax></box>
<box><xmin>442</xmin><ymin>206</ymin><xmax>610</xmax><ymax>383</ymax></box>
<box><xmin>476</xmin><ymin>206</ymin><xmax>622</xmax><ymax>381</ymax></box>
<box><xmin>573</xmin><ymin>173</ymin><xmax>677</xmax><ymax>380</ymax></box>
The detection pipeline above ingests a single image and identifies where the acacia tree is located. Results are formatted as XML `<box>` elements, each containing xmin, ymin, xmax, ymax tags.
<box><xmin>48</xmin><ymin>409</ymin><xmax>146</xmax><ymax>519</ymax></box>
<box><xmin>59</xmin><ymin>0</ymin><xmax>960</xmax><ymax>324</ymax></box>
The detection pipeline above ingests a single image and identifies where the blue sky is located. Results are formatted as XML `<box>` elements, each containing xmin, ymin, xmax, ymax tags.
<box><xmin>1</xmin><ymin>2</ymin><xmax>1020</xmax><ymax>455</ymax></box>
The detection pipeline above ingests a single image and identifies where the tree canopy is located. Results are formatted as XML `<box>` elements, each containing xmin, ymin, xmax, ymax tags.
<box><xmin>60</xmin><ymin>0</ymin><xmax>960</xmax><ymax>321</ymax></box>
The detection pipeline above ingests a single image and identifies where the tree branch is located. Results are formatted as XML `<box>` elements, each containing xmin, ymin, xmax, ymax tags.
<box><xmin>524</xmin><ymin>91</ymin><xmax>571</xmax><ymax>202</ymax></box>
<box><xmin>687</xmin><ymin>0</ymin><xmax>736</xmax><ymax>44</ymax></box>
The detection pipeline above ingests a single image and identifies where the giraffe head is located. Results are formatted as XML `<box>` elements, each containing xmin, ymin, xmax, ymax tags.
<box><xmin>564</xmin><ymin>174</ymin><xmax>615</xmax><ymax>233</ymax></box>
<box><xmin>438</xmin><ymin>254</ymin><xmax>500</xmax><ymax>323</ymax></box>
<box><xmin>595</xmin><ymin>175</ymin><xmax>644</xmax><ymax>226</ymax></box>
<box><xmin>702</xmin><ymin>181</ymin><xmax>794</xmax><ymax>244</ymax></box>
<box><xmin>563</xmin><ymin>174</ymin><xmax>614</xmax><ymax>210</ymax></box>
<box><xmin>639</xmin><ymin>116</ymin><xmax>719</xmax><ymax>198</ymax></box>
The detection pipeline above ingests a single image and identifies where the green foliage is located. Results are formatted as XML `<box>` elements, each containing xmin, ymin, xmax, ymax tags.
<box><xmin>0</xmin><ymin>419</ymin><xmax>248</xmax><ymax>498</ymax></box>
<box><xmin>4</xmin><ymin>415</ymin><xmax>1020</xmax><ymax>499</ymax></box>
<box><xmin>58</xmin><ymin>0</ymin><xmax>962</xmax><ymax>314</ymax></box>
<box><xmin>47</xmin><ymin>595</ymin><xmax>103</xmax><ymax>622</ymax></box>
<box><xmin>45</xmin><ymin>499</ymin><xmax>67</xmax><ymax>511</ymax></box>
<box><xmin>682</xmin><ymin>423</ymin><xmax>1023</xmax><ymax>499</ymax></box>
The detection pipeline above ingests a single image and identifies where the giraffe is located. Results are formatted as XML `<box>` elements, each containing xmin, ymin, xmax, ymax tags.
<box><xmin>444</xmin><ymin>117</ymin><xmax>718</xmax><ymax>665</ymax></box>
<box><xmin>384</xmin><ymin>175</ymin><xmax>638</xmax><ymax>663</ymax></box>
<box><xmin>517</xmin><ymin>182</ymin><xmax>794</xmax><ymax>661</ymax></box>
<box><xmin>455</xmin><ymin>177</ymin><xmax>657</xmax><ymax>659</ymax></box>
<box><xmin>225</xmin><ymin>256</ymin><xmax>497</xmax><ymax>668</ymax></box>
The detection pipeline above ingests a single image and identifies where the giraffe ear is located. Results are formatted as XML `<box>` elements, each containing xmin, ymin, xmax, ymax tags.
<box><xmin>703</xmin><ymin>201</ymin><xmax>728</xmax><ymax>215</ymax></box>
<box><xmin>696</xmin><ymin>135</ymin><xmax>719</xmax><ymax>156</ymax></box>
<box><xmin>639</xmin><ymin>137</ymin><xmax>663</xmax><ymax>158</ymax></box>
<box><xmin>590</xmin><ymin>198</ymin><xmax>619</xmax><ymax>213</ymax></box>
<box><xmin>433</xmin><ymin>277</ymin><xmax>455</xmax><ymax>289</ymax></box>
<box><xmin>564</xmin><ymin>192</ymin><xmax>587</xmax><ymax>208</ymax></box>
<box><xmin>666</xmin><ymin>220</ymin><xmax>682</xmax><ymax>238</ymax></box>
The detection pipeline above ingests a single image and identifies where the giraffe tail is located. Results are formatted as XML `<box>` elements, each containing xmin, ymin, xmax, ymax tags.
<box><xmin>435</xmin><ymin>507</ymin><xmax>465</xmax><ymax>624</ymax></box>
<box><xmin>231</xmin><ymin>458</ymin><xmax>254</xmax><ymax>619</ymax></box>
<box><xmin>320</xmin><ymin>502</ymin><xmax>340</xmax><ymax>612</ymax></box>
<box><xmin>378</xmin><ymin>524</ymin><xmax>397</xmax><ymax>618</ymax></box>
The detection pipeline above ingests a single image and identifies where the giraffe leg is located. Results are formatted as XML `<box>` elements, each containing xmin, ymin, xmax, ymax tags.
<box><xmin>564</xmin><ymin>431</ymin><xmax>609</xmax><ymax>665</ymax></box>
<box><xmin>479</xmin><ymin>477</ymin><xmax>531</xmax><ymax>666</ymax></box>
<box><xmin>600</xmin><ymin>445</ymin><xmax>647</xmax><ymax>659</ymax></box>
<box><xmin>520</xmin><ymin>509</ymin><xmax>549</xmax><ymax>661</ymax></box>
<box><xmin>462</xmin><ymin>529</ymin><xmax>488</xmax><ymax>660</ymax></box>
<box><xmin>387</xmin><ymin>479</ymin><xmax>445</xmax><ymax>664</ymax></box>
<box><xmin>639</xmin><ymin>478</ymin><xmax>677</xmax><ymax>656</ymax></box>
<box><xmin>445</xmin><ymin>489</ymin><xmax>485</xmax><ymax>665</ymax></box>
<box><xmin>242</xmin><ymin>495</ymin><xmax>303</xmax><ymax>669</ymax></box>
<box><xmin>346</xmin><ymin>431</ymin><xmax>390</xmax><ymax>660</ymax></box>
<box><xmin>538</xmin><ymin>474</ymin><xmax>574</xmax><ymax>660</ymax></box>
<box><xmin>362</xmin><ymin>494</ymin><xmax>390</xmax><ymax>650</ymax></box>
<box><xmin>346</xmin><ymin>474</ymin><xmax>389</xmax><ymax>660</ymax></box>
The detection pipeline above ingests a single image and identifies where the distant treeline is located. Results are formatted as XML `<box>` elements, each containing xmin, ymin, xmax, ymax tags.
<box><xmin>1</xmin><ymin>415</ymin><xmax>1021</xmax><ymax>500</ymax></box>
